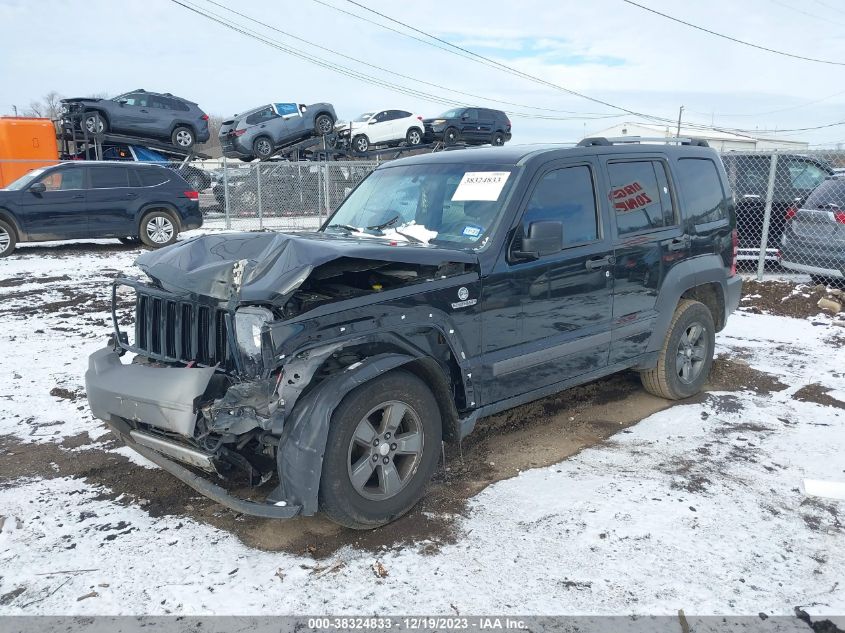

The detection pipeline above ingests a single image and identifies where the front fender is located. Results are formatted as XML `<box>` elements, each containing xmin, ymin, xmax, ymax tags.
<box><xmin>276</xmin><ymin>352</ymin><xmax>416</xmax><ymax>516</ymax></box>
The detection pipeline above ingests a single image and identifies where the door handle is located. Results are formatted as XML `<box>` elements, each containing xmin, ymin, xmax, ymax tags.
<box><xmin>585</xmin><ymin>255</ymin><xmax>615</xmax><ymax>270</ymax></box>
<box><xmin>126</xmin><ymin>193</ymin><xmax>138</xmax><ymax>199</ymax></box>
<box><xmin>140</xmin><ymin>109</ymin><xmax>148</xmax><ymax>113</ymax></box>
<box><xmin>666</xmin><ymin>237</ymin><xmax>689</xmax><ymax>252</ymax></box>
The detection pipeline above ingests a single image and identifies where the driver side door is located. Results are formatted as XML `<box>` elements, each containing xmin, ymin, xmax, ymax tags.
<box><xmin>479</xmin><ymin>159</ymin><xmax>614</xmax><ymax>404</ymax></box>
<box><xmin>17</xmin><ymin>166</ymin><xmax>89</xmax><ymax>239</ymax></box>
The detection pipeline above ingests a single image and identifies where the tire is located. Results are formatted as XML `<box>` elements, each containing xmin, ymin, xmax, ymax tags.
<box><xmin>640</xmin><ymin>299</ymin><xmax>715</xmax><ymax>400</ymax></box>
<box><xmin>0</xmin><ymin>219</ymin><xmax>17</xmax><ymax>257</ymax></box>
<box><xmin>443</xmin><ymin>127</ymin><xmax>459</xmax><ymax>145</ymax></box>
<box><xmin>352</xmin><ymin>134</ymin><xmax>370</xmax><ymax>153</ymax></box>
<box><xmin>139</xmin><ymin>210</ymin><xmax>178</xmax><ymax>248</ymax></box>
<box><xmin>314</xmin><ymin>113</ymin><xmax>335</xmax><ymax>136</ymax></box>
<box><xmin>171</xmin><ymin>126</ymin><xmax>195</xmax><ymax>149</ymax></box>
<box><xmin>253</xmin><ymin>136</ymin><xmax>274</xmax><ymax>160</ymax></box>
<box><xmin>406</xmin><ymin>127</ymin><xmax>423</xmax><ymax>145</ymax></box>
<box><xmin>319</xmin><ymin>369</ymin><xmax>442</xmax><ymax>529</ymax></box>
<box><xmin>82</xmin><ymin>112</ymin><xmax>107</xmax><ymax>135</ymax></box>
<box><xmin>491</xmin><ymin>132</ymin><xmax>505</xmax><ymax>146</ymax></box>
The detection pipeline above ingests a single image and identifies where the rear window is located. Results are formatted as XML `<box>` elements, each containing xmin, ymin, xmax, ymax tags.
<box><xmin>246</xmin><ymin>107</ymin><xmax>277</xmax><ymax>125</ymax></box>
<box><xmin>804</xmin><ymin>178</ymin><xmax>845</xmax><ymax>209</ymax></box>
<box><xmin>676</xmin><ymin>158</ymin><xmax>727</xmax><ymax>224</ymax></box>
<box><xmin>90</xmin><ymin>166</ymin><xmax>129</xmax><ymax>189</ymax></box>
<box><xmin>608</xmin><ymin>160</ymin><xmax>675</xmax><ymax>236</ymax></box>
<box><xmin>137</xmin><ymin>167</ymin><xmax>169</xmax><ymax>186</ymax></box>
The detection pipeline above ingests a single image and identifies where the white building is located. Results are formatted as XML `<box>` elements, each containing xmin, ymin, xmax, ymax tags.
<box><xmin>589</xmin><ymin>121</ymin><xmax>808</xmax><ymax>152</ymax></box>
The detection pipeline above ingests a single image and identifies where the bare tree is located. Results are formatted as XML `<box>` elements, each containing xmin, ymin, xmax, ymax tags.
<box><xmin>196</xmin><ymin>114</ymin><xmax>224</xmax><ymax>158</ymax></box>
<box><xmin>23</xmin><ymin>90</ymin><xmax>64</xmax><ymax>120</ymax></box>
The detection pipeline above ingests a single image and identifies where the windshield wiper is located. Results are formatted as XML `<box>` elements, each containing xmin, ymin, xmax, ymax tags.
<box><xmin>394</xmin><ymin>229</ymin><xmax>423</xmax><ymax>244</ymax></box>
<box><xmin>367</xmin><ymin>214</ymin><xmax>400</xmax><ymax>232</ymax></box>
<box><xmin>325</xmin><ymin>223</ymin><xmax>360</xmax><ymax>233</ymax></box>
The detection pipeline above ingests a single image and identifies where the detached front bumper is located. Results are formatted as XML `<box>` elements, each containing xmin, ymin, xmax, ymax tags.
<box><xmin>85</xmin><ymin>346</ymin><xmax>302</xmax><ymax>519</ymax></box>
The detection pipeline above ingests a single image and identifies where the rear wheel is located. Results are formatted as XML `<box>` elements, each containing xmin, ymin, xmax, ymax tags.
<box><xmin>640</xmin><ymin>299</ymin><xmax>715</xmax><ymax>400</ymax></box>
<box><xmin>352</xmin><ymin>134</ymin><xmax>370</xmax><ymax>153</ymax></box>
<box><xmin>443</xmin><ymin>127</ymin><xmax>459</xmax><ymax>145</ymax></box>
<box><xmin>0</xmin><ymin>219</ymin><xmax>17</xmax><ymax>257</ymax></box>
<box><xmin>315</xmin><ymin>113</ymin><xmax>335</xmax><ymax>136</ymax></box>
<box><xmin>491</xmin><ymin>131</ymin><xmax>505</xmax><ymax>146</ymax></box>
<box><xmin>139</xmin><ymin>211</ymin><xmax>178</xmax><ymax>248</ymax></box>
<box><xmin>253</xmin><ymin>136</ymin><xmax>274</xmax><ymax>160</ymax></box>
<box><xmin>319</xmin><ymin>370</ymin><xmax>442</xmax><ymax>529</ymax></box>
<box><xmin>406</xmin><ymin>127</ymin><xmax>422</xmax><ymax>145</ymax></box>
<box><xmin>171</xmin><ymin>126</ymin><xmax>195</xmax><ymax>149</ymax></box>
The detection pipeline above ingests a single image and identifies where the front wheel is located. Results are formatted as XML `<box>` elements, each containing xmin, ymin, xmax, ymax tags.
<box><xmin>139</xmin><ymin>211</ymin><xmax>178</xmax><ymax>248</ymax></box>
<box><xmin>443</xmin><ymin>127</ymin><xmax>459</xmax><ymax>145</ymax></box>
<box><xmin>83</xmin><ymin>112</ymin><xmax>107</xmax><ymax>135</ymax></box>
<box><xmin>640</xmin><ymin>299</ymin><xmax>715</xmax><ymax>400</ymax></box>
<box><xmin>406</xmin><ymin>127</ymin><xmax>422</xmax><ymax>145</ymax></box>
<box><xmin>171</xmin><ymin>126</ymin><xmax>195</xmax><ymax>149</ymax></box>
<box><xmin>319</xmin><ymin>370</ymin><xmax>442</xmax><ymax>529</ymax></box>
<box><xmin>352</xmin><ymin>134</ymin><xmax>369</xmax><ymax>153</ymax></box>
<box><xmin>0</xmin><ymin>219</ymin><xmax>17</xmax><ymax>257</ymax></box>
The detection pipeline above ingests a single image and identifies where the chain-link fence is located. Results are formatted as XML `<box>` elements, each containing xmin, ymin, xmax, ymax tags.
<box><xmin>721</xmin><ymin>149</ymin><xmax>845</xmax><ymax>282</ymax></box>
<box><xmin>2</xmin><ymin>148</ymin><xmax>844</xmax><ymax>283</ymax></box>
<box><xmin>197</xmin><ymin>159</ymin><xmax>379</xmax><ymax>232</ymax></box>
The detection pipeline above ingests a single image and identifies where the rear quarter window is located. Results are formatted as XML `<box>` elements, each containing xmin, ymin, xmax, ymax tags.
<box><xmin>804</xmin><ymin>178</ymin><xmax>845</xmax><ymax>209</ymax></box>
<box><xmin>137</xmin><ymin>167</ymin><xmax>169</xmax><ymax>187</ymax></box>
<box><xmin>676</xmin><ymin>158</ymin><xmax>728</xmax><ymax>225</ymax></box>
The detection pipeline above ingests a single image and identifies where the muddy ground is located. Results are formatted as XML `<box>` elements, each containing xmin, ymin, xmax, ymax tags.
<box><xmin>740</xmin><ymin>278</ymin><xmax>845</xmax><ymax>321</ymax></box>
<box><xmin>0</xmin><ymin>265</ymin><xmax>806</xmax><ymax>559</ymax></box>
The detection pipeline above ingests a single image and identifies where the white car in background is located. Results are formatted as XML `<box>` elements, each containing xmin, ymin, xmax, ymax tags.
<box><xmin>337</xmin><ymin>109</ymin><xmax>425</xmax><ymax>152</ymax></box>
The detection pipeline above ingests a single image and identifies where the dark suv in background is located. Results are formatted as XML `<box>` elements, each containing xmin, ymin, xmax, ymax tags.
<box><xmin>424</xmin><ymin>107</ymin><xmax>512</xmax><ymax>146</ymax></box>
<box><xmin>720</xmin><ymin>153</ymin><xmax>834</xmax><ymax>261</ymax></box>
<box><xmin>62</xmin><ymin>90</ymin><xmax>211</xmax><ymax>149</ymax></box>
<box><xmin>85</xmin><ymin>137</ymin><xmax>740</xmax><ymax>529</ymax></box>
<box><xmin>0</xmin><ymin>162</ymin><xmax>202</xmax><ymax>256</ymax></box>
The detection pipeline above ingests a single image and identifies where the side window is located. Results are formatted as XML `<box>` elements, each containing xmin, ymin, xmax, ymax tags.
<box><xmin>122</xmin><ymin>93</ymin><xmax>149</xmax><ymax>107</ymax></box>
<box><xmin>523</xmin><ymin>165</ymin><xmax>598</xmax><ymax>247</ymax></box>
<box><xmin>90</xmin><ymin>166</ymin><xmax>130</xmax><ymax>189</ymax></box>
<box><xmin>608</xmin><ymin>160</ymin><xmax>672</xmax><ymax>236</ymax></box>
<box><xmin>39</xmin><ymin>168</ymin><xmax>84</xmax><ymax>191</ymax></box>
<box><xmin>137</xmin><ymin>168</ymin><xmax>169</xmax><ymax>186</ymax></box>
<box><xmin>386</xmin><ymin>110</ymin><xmax>406</xmax><ymax>121</ymax></box>
<box><xmin>246</xmin><ymin>107</ymin><xmax>276</xmax><ymax>125</ymax></box>
<box><xmin>463</xmin><ymin>109</ymin><xmax>478</xmax><ymax>122</ymax></box>
<box><xmin>373</xmin><ymin>111</ymin><xmax>389</xmax><ymax>123</ymax></box>
<box><xmin>787</xmin><ymin>162</ymin><xmax>828</xmax><ymax>191</ymax></box>
<box><xmin>396</xmin><ymin>110</ymin><xmax>412</xmax><ymax>119</ymax></box>
<box><xmin>676</xmin><ymin>158</ymin><xmax>727</xmax><ymax>224</ymax></box>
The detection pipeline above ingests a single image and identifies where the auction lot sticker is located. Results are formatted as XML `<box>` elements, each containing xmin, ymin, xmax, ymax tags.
<box><xmin>452</xmin><ymin>171</ymin><xmax>511</xmax><ymax>201</ymax></box>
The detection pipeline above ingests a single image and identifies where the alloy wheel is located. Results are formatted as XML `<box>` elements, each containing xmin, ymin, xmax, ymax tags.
<box><xmin>84</xmin><ymin>116</ymin><xmax>103</xmax><ymax>134</ymax></box>
<box><xmin>317</xmin><ymin>115</ymin><xmax>333</xmax><ymax>134</ymax></box>
<box><xmin>347</xmin><ymin>400</ymin><xmax>424</xmax><ymax>501</ymax></box>
<box><xmin>676</xmin><ymin>322</ymin><xmax>707</xmax><ymax>384</ymax></box>
<box><xmin>145</xmin><ymin>216</ymin><xmax>174</xmax><ymax>245</ymax></box>
<box><xmin>408</xmin><ymin>129</ymin><xmax>421</xmax><ymax>145</ymax></box>
<box><xmin>175</xmin><ymin>130</ymin><xmax>193</xmax><ymax>146</ymax></box>
<box><xmin>256</xmin><ymin>138</ymin><xmax>272</xmax><ymax>157</ymax></box>
<box><xmin>0</xmin><ymin>227</ymin><xmax>10</xmax><ymax>254</ymax></box>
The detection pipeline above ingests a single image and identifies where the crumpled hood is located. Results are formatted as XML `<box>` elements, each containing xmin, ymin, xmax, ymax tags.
<box><xmin>135</xmin><ymin>231</ymin><xmax>478</xmax><ymax>305</ymax></box>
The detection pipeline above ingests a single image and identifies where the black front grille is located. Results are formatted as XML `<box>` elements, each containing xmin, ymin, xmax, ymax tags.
<box><xmin>134</xmin><ymin>290</ymin><xmax>232</xmax><ymax>368</ymax></box>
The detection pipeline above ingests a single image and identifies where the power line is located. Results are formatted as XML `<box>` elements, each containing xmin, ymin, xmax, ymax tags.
<box><xmin>201</xmin><ymin>0</ymin><xmax>624</xmax><ymax>120</ymax></box>
<box><xmin>622</xmin><ymin>0</ymin><xmax>845</xmax><ymax>66</ymax></box>
<box><xmin>769</xmin><ymin>0</ymin><xmax>845</xmax><ymax>28</ymax></box>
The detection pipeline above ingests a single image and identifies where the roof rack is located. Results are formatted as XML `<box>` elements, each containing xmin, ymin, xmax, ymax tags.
<box><xmin>577</xmin><ymin>136</ymin><xmax>710</xmax><ymax>148</ymax></box>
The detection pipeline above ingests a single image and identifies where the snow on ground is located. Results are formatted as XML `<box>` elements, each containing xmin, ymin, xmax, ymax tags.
<box><xmin>0</xmin><ymin>247</ymin><xmax>843</xmax><ymax>617</ymax></box>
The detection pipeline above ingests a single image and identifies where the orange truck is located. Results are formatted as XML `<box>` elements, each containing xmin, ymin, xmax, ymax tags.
<box><xmin>0</xmin><ymin>117</ymin><xmax>59</xmax><ymax>188</ymax></box>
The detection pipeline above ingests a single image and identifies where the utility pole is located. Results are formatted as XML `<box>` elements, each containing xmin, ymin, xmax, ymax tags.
<box><xmin>676</xmin><ymin>105</ymin><xmax>684</xmax><ymax>137</ymax></box>
<box><xmin>11</xmin><ymin>105</ymin><xmax>18</xmax><ymax>116</ymax></box>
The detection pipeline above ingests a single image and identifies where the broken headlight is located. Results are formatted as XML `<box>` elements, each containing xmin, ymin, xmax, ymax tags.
<box><xmin>234</xmin><ymin>306</ymin><xmax>274</xmax><ymax>374</ymax></box>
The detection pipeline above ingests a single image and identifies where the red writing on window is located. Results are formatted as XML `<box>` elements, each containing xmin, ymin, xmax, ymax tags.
<box><xmin>611</xmin><ymin>181</ymin><xmax>653</xmax><ymax>213</ymax></box>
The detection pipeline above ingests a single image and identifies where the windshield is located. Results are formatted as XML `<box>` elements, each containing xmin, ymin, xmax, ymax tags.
<box><xmin>354</xmin><ymin>112</ymin><xmax>374</xmax><ymax>122</ymax></box>
<box><xmin>437</xmin><ymin>109</ymin><xmax>463</xmax><ymax>119</ymax></box>
<box><xmin>804</xmin><ymin>178</ymin><xmax>845</xmax><ymax>209</ymax></box>
<box><xmin>5</xmin><ymin>168</ymin><xmax>47</xmax><ymax>191</ymax></box>
<box><xmin>323</xmin><ymin>163</ymin><xmax>516</xmax><ymax>246</ymax></box>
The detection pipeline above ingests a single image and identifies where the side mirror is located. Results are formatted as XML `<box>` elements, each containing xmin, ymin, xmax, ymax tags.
<box><xmin>512</xmin><ymin>221</ymin><xmax>563</xmax><ymax>261</ymax></box>
<box><xmin>368</xmin><ymin>120</ymin><xmax>376</xmax><ymax>125</ymax></box>
<box><xmin>29</xmin><ymin>182</ymin><xmax>47</xmax><ymax>194</ymax></box>
<box><xmin>117</xmin><ymin>99</ymin><xmax>128</xmax><ymax>106</ymax></box>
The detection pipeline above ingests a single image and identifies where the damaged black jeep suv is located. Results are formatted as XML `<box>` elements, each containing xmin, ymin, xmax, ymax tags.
<box><xmin>85</xmin><ymin>137</ymin><xmax>742</xmax><ymax>528</ymax></box>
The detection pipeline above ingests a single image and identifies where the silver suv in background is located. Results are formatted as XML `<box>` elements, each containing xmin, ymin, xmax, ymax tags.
<box><xmin>219</xmin><ymin>102</ymin><xmax>337</xmax><ymax>161</ymax></box>
<box><xmin>62</xmin><ymin>90</ymin><xmax>211</xmax><ymax>149</ymax></box>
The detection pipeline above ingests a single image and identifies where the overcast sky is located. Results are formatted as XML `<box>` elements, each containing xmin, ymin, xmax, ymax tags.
<box><xmin>1</xmin><ymin>0</ymin><xmax>844</xmax><ymax>146</ymax></box>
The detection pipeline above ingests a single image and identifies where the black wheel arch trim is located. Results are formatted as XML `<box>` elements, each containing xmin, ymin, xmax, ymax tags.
<box><xmin>137</xmin><ymin>204</ymin><xmax>182</xmax><ymax>231</ymax></box>
<box><xmin>0</xmin><ymin>210</ymin><xmax>24</xmax><ymax>240</ymax></box>
<box><xmin>646</xmin><ymin>254</ymin><xmax>738</xmax><ymax>354</ymax></box>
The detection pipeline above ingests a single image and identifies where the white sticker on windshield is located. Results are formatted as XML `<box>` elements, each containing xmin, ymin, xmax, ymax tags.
<box><xmin>451</xmin><ymin>171</ymin><xmax>510</xmax><ymax>202</ymax></box>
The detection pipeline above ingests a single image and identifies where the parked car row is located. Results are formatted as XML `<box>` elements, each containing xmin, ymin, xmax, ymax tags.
<box><xmin>219</xmin><ymin>102</ymin><xmax>512</xmax><ymax>161</ymax></box>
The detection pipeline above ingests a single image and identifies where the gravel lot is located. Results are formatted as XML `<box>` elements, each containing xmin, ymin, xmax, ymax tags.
<box><xmin>0</xmin><ymin>236</ymin><xmax>843</xmax><ymax>621</ymax></box>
